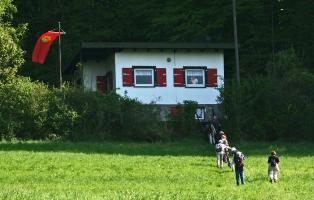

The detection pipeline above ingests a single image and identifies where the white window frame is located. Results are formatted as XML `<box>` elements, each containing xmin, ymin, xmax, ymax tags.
<box><xmin>195</xmin><ymin>107</ymin><xmax>205</xmax><ymax>120</ymax></box>
<box><xmin>134</xmin><ymin>68</ymin><xmax>154</xmax><ymax>87</ymax></box>
<box><xmin>185</xmin><ymin>69</ymin><xmax>205</xmax><ymax>88</ymax></box>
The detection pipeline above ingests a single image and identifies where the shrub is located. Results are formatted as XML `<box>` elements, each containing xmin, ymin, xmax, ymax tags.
<box><xmin>169</xmin><ymin>101</ymin><xmax>200</xmax><ymax>139</ymax></box>
<box><xmin>0</xmin><ymin>78</ymin><xmax>200</xmax><ymax>142</ymax></box>
<box><xmin>116</xmin><ymin>96</ymin><xmax>170</xmax><ymax>142</ymax></box>
<box><xmin>50</xmin><ymin>88</ymin><xmax>171</xmax><ymax>142</ymax></box>
<box><xmin>0</xmin><ymin>76</ymin><xmax>50</xmax><ymax>139</ymax></box>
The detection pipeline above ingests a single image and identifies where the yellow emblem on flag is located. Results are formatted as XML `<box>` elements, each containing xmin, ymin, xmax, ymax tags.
<box><xmin>41</xmin><ymin>35</ymin><xmax>52</xmax><ymax>43</ymax></box>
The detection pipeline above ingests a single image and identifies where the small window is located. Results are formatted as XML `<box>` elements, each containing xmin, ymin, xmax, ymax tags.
<box><xmin>195</xmin><ymin>107</ymin><xmax>205</xmax><ymax>120</ymax></box>
<box><xmin>185</xmin><ymin>69</ymin><xmax>205</xmax><ymax>87</ymax></box>
<box><xmin>134</xmin><ymin>69</ymin><xmax>154</xmax><ymax>87</ymax></box>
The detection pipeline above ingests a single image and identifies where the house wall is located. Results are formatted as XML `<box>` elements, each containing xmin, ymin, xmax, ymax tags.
<box><xmin>115</xmin><ymin>49</ymin><xmax>224</xmax><ymax>105</ymax></box>
<box><xmin>83</xmin><ymin>55</ymin><xmax>115</xmax><ymax>91</ymax></box>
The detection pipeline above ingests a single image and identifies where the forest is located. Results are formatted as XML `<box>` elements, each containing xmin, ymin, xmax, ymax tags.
<box><xmin>0</xmin><ymin>0</ymin><xmax>313</xmax><ymax>141</ymax></box>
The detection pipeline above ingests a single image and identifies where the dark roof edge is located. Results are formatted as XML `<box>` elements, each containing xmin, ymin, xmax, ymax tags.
<box><xmin>81</xmin><ymin>42</ymin><xmax>234</xmax><ymax>49</ymax></box>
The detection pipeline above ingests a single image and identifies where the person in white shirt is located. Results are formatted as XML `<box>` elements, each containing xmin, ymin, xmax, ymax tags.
<box><xmin>215</xmin><ymin>140</ymin><xmax>230</xmax><ymax>168</ymax></box>
<box><xmin>220</xmin><ymin>134</ymin><xmax>232</xmax><ymax>167</ymax></box>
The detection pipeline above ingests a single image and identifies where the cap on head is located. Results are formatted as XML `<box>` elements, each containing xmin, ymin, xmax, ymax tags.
<box><xmin>219</xmin><ymin>131</ymin><xmax>224</xmax><ymax>135</ymax></box>
<box><xmin>231</xmin><ymin>147</ymin><xmax>237</xmax><ymax>152</ymax></box>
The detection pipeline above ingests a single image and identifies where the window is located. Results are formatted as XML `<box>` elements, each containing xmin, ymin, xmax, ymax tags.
<box><xmin>195</xmin><ymin>107</ymin><xmax>205</xmax><ymax>120</ymax></box>
<box><xmin>134</xmin><ymin>68</ymin><xmax>154</xmax><ymax>87</ymax></box>
<box><xmin>185</xmin><ymin>69</ymin><xmax>205</xmax><ymax>87</ymax></box>
<box><xmin>173</xmin><ymin>67</ymin><xmax>217</xmax><ymax>88</ymax></box>
<box><xmin>123</xmin><ymin>67</ymin><xmax>166</xmax><ymax>87</ymax></box>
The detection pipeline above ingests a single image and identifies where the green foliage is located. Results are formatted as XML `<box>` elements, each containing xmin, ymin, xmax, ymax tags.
<box><xmin>0</xmin><ymin>67</ymin><xmax>17</xmax><ymax>83</ymax></box>
<box><xmin>60</xmin><ymin>89</ymin><xmax>121</xmax><ymax>141</ymax></box>
<box><xmin>53</xmin><ymin>88</ymin><xmax>171</xmax><ymax>142</ymax></box>
<box><xmin>0</xmin><ymin>76</ymin><xmax>50</xmax><ymax>139</ymax></box>
<box><xmin>0</xmin><ymin>140</ymin><xmax>313</xmax><ymax>199</ymax></box>
<box><xmin>46</xmin><ymin>87</ymin><xmax>79</xmax><ymax>139</ymax></box>
<box><xmin>219</xmin><ymin>49</ymin><xmax>314</xmax><ymax>141</ymax></box>
<box><xmin>5</xmin><ymin>0</ymin><xmax>313</xmax><ymax>85</ymax></box>
<box><xmin>117</xmin><ymin>97</ymin><xmax>170</xmax><ymax>142</ymax></box>
<box><xmin>0</xmin><ymin>0</ymin><xmax>26</xmax><ymax>72</ymax></box>
<box><xmin>0</xmin><ymin>80</ymin><xmax>174</xmax><ymax>142</ymax></box>
<box><xmin>170</xmin><ymin>100</ymin><xmax>200</xmax><ymax>138</ymax></box>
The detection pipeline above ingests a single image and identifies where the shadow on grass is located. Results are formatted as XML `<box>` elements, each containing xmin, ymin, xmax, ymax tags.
<box><xmin>0</xmin><ymin>140</ymin><xmax>212</xmax><ymax>156</ymax></box>
<box><xmin>0</xmin><ymin>140</ymin><xmax>313</xmax><ymax>156</ymax></box>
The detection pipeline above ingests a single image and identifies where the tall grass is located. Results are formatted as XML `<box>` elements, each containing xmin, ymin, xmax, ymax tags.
<box><xmin>0</xmin><ymin>140</ymin><xmax>313</xmax><ymax>199</ymax></box>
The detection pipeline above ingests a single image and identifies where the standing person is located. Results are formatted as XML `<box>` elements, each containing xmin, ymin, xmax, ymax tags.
<box><xmin>268</xmin><ymin>151</ymin><xmax>280</xmax><ymax>183</ymax></box>
<box><xmin>215</xmin><ymin>140</ymin><xmax>229</xmax><ymax>168</ymax></box>
<box><xmin>234</xmin><ymin>151</ymin><xmax>245</xmax><ymax>186</ymax></box>
<box><xmin>221</xmin><ymin>134</ymin><xmax>229</xmax><ymax>146</ymax></box>
<box><xmin>221</xmin><ymin>134</ymin><xmax>231</xmax><ymax>167</ymax></box>
<box><xmin>230</xmin><ymin>147</ymin><xmax>237</xmax><ymax>171</ymax></box>
<box><xmin>208</xmin><ymin>124</ymin><xmax>216</xmax><ymax>145</ymax></box>
<box><xmin>212</xmin><ymin>115</ymin><xmax>221</xmax><ymax>143</ymax></box>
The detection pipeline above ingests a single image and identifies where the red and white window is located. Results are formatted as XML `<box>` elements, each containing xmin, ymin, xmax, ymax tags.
<box><xmin>122</xmin><ymin>66</ymin><xmax>167</xmax><ymax>87</ymax></box>
<box><xmin>174</xmin><ymin>67</ymin><xmax>217</xmax><ymax>88</ymax></box>
<box><xmin>185</xmin><ymin>69</ymin><xmax>206</xmax><ymax>88</ymax></box>
<box><xmin>122</xmin><ymin>66</ymin><xmax>217</xmax><ymax>88</ymax></box>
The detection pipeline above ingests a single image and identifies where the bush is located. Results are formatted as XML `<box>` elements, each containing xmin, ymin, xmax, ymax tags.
<box><xmin>169</xmin><ymin>101</ymin><xmax>201</xmax><ymax>139</ymax></box>
<box><xmin>0</xmin><ymin>78</ymin><xmax>201</xmax><ymax>142</ymax></box>
<box><xmin>117</xmin><ymin>96</ymin><xmax>170</xmax><ymax>142</ymax></box>
<box><xmin>49</xmin><ymin>88</ymin><xmax>171</xmax><ymax>142</ymax></box>
<box><xmin>0</xmin><ymin>76</ymin><xmax>50</xmax><ymax>139</ymax></box>
<box><xmin>46</xmin><ymin>87</ymin><xmax>79</xmax><ymax>140</ymax></box>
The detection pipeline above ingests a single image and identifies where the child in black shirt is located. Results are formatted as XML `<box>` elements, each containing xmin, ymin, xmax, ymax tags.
<box><xmin>268</xmin><ymin>151</ymin><xmax>280</xmax><ymax>183</ymax></box>
<box><xmin>234</xmin><ymin>151</ymin><xmax>245</xmax><ymax>186</ymax></box>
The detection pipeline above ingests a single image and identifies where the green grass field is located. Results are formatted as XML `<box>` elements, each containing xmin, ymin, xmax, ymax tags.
<box><xmin>0</xmin><ymin>139</ymin><xmax>313</xmax><ymax>200</ymax></box>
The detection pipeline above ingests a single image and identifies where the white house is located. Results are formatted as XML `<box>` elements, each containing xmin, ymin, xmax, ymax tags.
<box><xmin>77</xmin><ymin>42</ymin><xmax>233</xmax><ymax>120</ymax></box>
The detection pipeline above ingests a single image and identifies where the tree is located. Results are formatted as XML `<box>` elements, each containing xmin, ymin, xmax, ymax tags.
<box><xmin>0</xmin><ymin>0</ymin><xmax>26</xmax><ymax>82</ymax></box>
<box><xmin>11</xmin><ymin>0</ymin><xmax>314</xmax><ymax>84</ymax></box>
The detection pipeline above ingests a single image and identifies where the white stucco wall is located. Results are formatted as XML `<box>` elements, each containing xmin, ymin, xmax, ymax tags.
<box><xmin>83</xmin><ymin>55</ymin><xmax>115</xmax><ymax>91</ymax></box>
<box><xmin>115</xmin><ymin>49</ymin><xmax>224</xmax><ymax>105</ymax></box>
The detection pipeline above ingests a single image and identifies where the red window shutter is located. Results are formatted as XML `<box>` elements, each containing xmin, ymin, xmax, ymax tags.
<box><xmin>156</xmin><ymin>68</ymin><xmax>167</xmax><ymax>87</ymax></box>
<box><xmin>96</xmin><ymin>76</ymin><xmax>106</xmax><ymax>93</ymax></box>
<box><xmin>173</xmin><ymin>68</ymin><xmax>185</xmax><ymax>87</ymax></box>
<box><xmin>122</xmin><ymin>68</ymin><xmax>133</xmax><ymax>86</ymax></box>
<box><xmin>207</xmin><ymin>68</ymin><xmax>217</xmax><ymax>87</ymax></box>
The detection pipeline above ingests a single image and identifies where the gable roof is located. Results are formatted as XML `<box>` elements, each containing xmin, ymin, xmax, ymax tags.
<box><xmin>66</xmin><ymin>42</ymin><xmax>234</xmax><ymax>74</ymax></box>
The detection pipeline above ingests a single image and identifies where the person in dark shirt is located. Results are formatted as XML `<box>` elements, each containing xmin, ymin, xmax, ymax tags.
<box><xmin>234</xmin><ymin>151</ymin><xmax>245</xmax><ymax>186</ymax></box>
<box><xmin>207</xmin><ymin>124</ymin><xmax>216</xmax><ymax>145</ymax></box>
<box><xmin>212</xmin><ymin>115</ymin><xmax>221</xmax><ymax>143</ymax></box>
<box><xmin>268</xmin><ymin>151</ymin><xmax>280</xmax><ymax>183</ymax></box>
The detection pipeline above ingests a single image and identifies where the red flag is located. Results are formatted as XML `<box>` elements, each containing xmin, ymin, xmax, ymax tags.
<box><xmin>32</xmin><ymin>31</ymin><xmax>60</xmax><ymax>64</ymax></box>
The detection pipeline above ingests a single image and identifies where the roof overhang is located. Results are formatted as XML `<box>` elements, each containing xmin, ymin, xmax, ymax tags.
<box><xmin>80</xmin><ymin>42</ymin><xmax>234</xmax><ymax>62</ymax></box>
<box><xmin>81</xmin><ymin>42</ymin><xmax>235</xmax><ymax>50</ymax></box>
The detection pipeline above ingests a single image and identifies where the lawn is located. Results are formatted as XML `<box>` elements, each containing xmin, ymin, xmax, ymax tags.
<box><xmin>0</xmin><ymin>139</ymin><xmax>313</xmax><ymax>200</ymax></box>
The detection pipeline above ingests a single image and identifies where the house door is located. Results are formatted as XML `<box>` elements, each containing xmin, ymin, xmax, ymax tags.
<box><xmin>96</xmin><ymin>76</ymin><xmax>106</xmax><ymax>93</ymax></box>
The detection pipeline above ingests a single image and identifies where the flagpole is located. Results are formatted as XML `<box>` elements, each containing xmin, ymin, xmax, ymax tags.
<box><xmin>232</xmin><ymin>0</ymin><xmax>240</xmax><ymax>84</ymax></box>
<box><xmin>58</xmin><ymin>21</ymin><xmax>63</xmax><ymax>88</ymax></box>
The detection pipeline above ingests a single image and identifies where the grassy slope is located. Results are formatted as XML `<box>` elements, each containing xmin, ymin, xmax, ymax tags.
<box><xmin>0</xmin><ymin>140</ymin><xmax>313</xmax><ymax>200</ymax></box>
